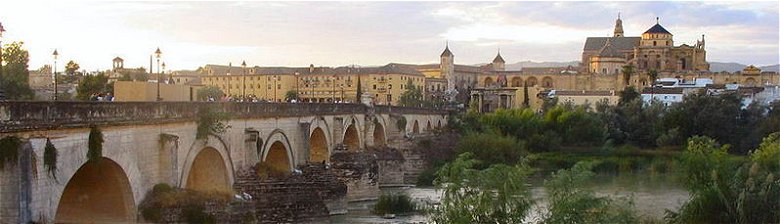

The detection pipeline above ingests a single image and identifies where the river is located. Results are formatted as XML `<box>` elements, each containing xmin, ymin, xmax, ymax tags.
<box><xmin>330</xmin><ymin>172</ymin><xmax>689</xmax><ymax>223</ymax></box>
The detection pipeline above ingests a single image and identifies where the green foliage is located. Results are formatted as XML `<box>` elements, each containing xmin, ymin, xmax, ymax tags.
<box><xmin>648</xmin><ymin>69</ymin><xmax>659</xmax><ymax>84</ymax></box>
<box><xmin>0</xmin><ymin>136</ymin><xmax>21</xmax><ymax>169</ymax></box>
<box><xmin>196</xmin><ymin>86</ymin><xmax>225</xmax><ymax>101</ymax></box>
<box><xmin>528</xmin><ymin>148</ymin><xmax>679</xmax><ymax>174</ymax></box>
<box><xmin>398</xmin><ymin>80</ymin><xmax>423</xmax><ymax>107</ymax></box>
<box><xmin>621</xmin><ymin>64</ymin><xmax>634</xmax><ymax>86</ymax></box>
<box><xmin>76</xmin><ymin>72</ymin><xmax>111</xmax><ymax>100</ymax></box>
<box><xmin>1</xmin><ymin>41</ymin><xmax>35</xmax><ymax>100</ymax></box>
<box><xmin>431</xmin><ymin>152</ymin><xmax>534</xmax><ymax>224</ymax></box>
<box><xmin>65</xmin><ymin>60</ymin><xmax>80</xmax><ymax>76</ymax></box>
<box><xmin>395</xmin><ymin>116</ymin><xmax>407</xmax><ymax>132</ymax></box>
<box><xmin>663</xmin><ymin>92</ymin><xmax>749</xmax><ymax>153</ymax></box>
<box><xmin>44</xmin><ymin>138</ymin><xmax>58</xmax><ymax>178</ymax></box>
<box><xmin>750</xmin><ymin>133</ymin><xmax>780</xmax><ymax>171</ymax></box>
<box><xmin>196</xmin><ymin>106</ymin><xmax>230</xmax><ymax>139</ymax></box>
<box><xmin>455</xmin><ymin>131</ymin><xmax>526</xmax><ymax>167</ymax></box>
<box><xmin>87</xmin><ymin>126</ymin><xmax>104</xmax><ymax>162</ymax></box>
<box><xmin>666</xmin><ymin>135</ymin><xmax>780</xmax><ymax>224</ymax></box>
<box><xmin>284</xmin><ymin>90</ymin><xmax>298</xmax><ymax>101</ymax></box>
<box><xmin>618</xmin><ymin>86</ymin><xmax>640</xmax><ymax>105</ymax></box>
<box><xmin>542</xmin><ymin>161</ymin><xmax>639</xmax><ymax>224</ymax></box>
<box><xmin>139</xmin><ymin>183</ymin><xmax>228</xmax><ymax>223</ymax></box>
<box><xmin>373</xmin><ymin>193</ymin><xmax>418</xmax><ymax>215</ymax></box>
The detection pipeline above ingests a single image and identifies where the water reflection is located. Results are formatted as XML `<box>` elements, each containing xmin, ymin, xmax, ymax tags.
<box><xmin>331</xmin><ymin>172</ymin><xmax>689</xmax><ymax>223</ymax></box>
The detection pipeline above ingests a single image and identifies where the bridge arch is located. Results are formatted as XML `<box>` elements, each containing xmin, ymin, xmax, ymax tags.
<box><xmin>55</xmin><ymin>158</ymin><xmax>136</xmax><ymax>223</ymax></box>
<box><xmin>437</xmin><ymin>120</ymin><xmax>442</xmax><ymax>129</ymax></box>
<box><xmin>373</xmin><ymin>116</ymin><xmax>387</xmax><ymax>146</ymax></box>
<box><xmin>262</xmin><ymin>129</ymin><xmax>295</xmax><ymax>172</ymax></box>
<box><xmin>426</xmin><ymin>120</ymin><xmax>432</xmax><ymax>132</ymax></box>
<box><xmin>183</xmin><ymin>147</ymin><xmax>231</xmax><ymax>193</ymax></box>
<box><xmin>412</xmin><ymin>120</ymin><xmax>420</xmax><ymax>134</ymax></box>
<box><xmin>342</xmin><ymin>116</ymin><xmax>362</xmax><ymax>151</ymax></box>
<box><xmin>308</xmin><ymin>116</ymin><xmax>332</xmax><ymax>163</ymax></box>
<box><xmin>180</xmin><ymin>135</ymin><xmax>235</xmax><ymax>193</ymax></box>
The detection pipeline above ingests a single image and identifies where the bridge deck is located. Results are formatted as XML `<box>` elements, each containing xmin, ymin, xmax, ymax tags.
<box><xmin>0</xmin><ymin>101</ymin><xmax>447</xmax><ymax>133</ymax></box>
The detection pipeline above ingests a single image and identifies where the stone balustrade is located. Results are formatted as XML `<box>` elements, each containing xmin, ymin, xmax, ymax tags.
<box><xmin>0</xmin><ymin>101</ymin><xmax>447</xmax><ymax>133</ymax></box>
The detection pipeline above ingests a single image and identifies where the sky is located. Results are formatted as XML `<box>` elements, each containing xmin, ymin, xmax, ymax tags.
<box><xmin>0</xmin><ymin>1</ymin><xmax>778</xmax><ymax>72</ymax></box>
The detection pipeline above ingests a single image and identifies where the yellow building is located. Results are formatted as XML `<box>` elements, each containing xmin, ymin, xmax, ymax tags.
<box><xmin>113</xmin><ymin>81</ymin><xmax>202</xmax><ymax>101</ymax></box>
<box><xmin>199</xmin><ymin>63</ymin><xmax>426</xmax><ymax>105</ymax></box>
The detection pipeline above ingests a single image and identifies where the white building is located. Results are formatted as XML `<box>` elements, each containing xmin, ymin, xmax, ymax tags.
<box><xmin>641</xmin><ymin>87</ymin><xmax>684</xmax><ymax>106</ymax></box>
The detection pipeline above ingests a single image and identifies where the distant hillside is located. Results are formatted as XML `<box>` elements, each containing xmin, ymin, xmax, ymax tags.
<box><xmin>709</xmin><ymin>62</ymin><xmax>779</xmax><ymax>73</ymax></box>
<box><xmin>505</xmin><ymin>61</ymin><xmax>579</xmax><ymax>71</ymax></box>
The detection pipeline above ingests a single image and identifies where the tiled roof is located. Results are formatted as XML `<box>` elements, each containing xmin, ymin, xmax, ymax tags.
<box><xmin>597</xmin><ymin>39</ymin><xmax>623</xmax><ymax>57</ymax></box>
<box><xmin>203</xmin><ymin>64</ymin><xmax>424</xmax><ymax>76</ymax></box>
<box><xmin>583</xmin><ymin>37</ymin><xmax>640</xmax><ymax>51</ymax></box>
<box><xmin>552</xmin><ymin>90</ymin><xmax>615</xmax><ymax>96</ymax></box>
<box><xmin>643</xmin><ymin>23</ymin><xmax>671</xmax><ymax>34</ymax></box>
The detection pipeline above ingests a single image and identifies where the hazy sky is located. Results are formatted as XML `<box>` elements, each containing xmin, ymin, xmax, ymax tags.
<box><xmin>1</xmin><ymin>1</ymin><xmax>778</xmax><ymax>72</ymax></box>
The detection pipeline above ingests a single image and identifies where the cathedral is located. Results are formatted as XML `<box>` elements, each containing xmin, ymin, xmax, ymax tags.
<box><xmin>583</xmin><ymin>15</ymin><xmax>709</xmax><ymax>75</ymax></box>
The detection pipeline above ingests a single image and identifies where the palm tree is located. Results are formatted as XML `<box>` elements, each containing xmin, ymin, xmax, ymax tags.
<box><xmin>648</xmin><ymin>69</ymin><xmax>659</xmax><ymax>86</ymax></box>
<box><xmin>621</xmin><ymin>64</ymin><xmax>634</xmax><ymax>86</ymax></box>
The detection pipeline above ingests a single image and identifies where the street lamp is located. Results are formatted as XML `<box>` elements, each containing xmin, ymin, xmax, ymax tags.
<box><xmin>162</xmin><ymin>62</ymin><xmax>166</xmax><ymax>83</ymax></box>
<box><xmin>295</xmin><ymin>72</ymin><xmax>300</xmax><ymax>102</ymax></box>
<box><xmin>52</xmin><ymin>49</ymin><xmax>59</xmax><ymax>101</ymax></box>
<box><xmin>273</xmin><ymin>75</ymin><xmax>278</xmax><ymax>102</ymax></box>
<box><xmin>154</xmin><ymin>47</ymin><xmax>162</xmax><ymax>101</ymax></box>
<box><xmin>0</xmin><ymin>22</ymin><xmax>6</xmax><ymax>100</ymax></box>
<box><xmin>226</xmin><ymin>62</ymin><xmax>231</xmax><ymax>97</ymax></box>
<box><xmin>241</xmin><ymin>60</ymin><xmax>246</xmax><ymax>98</ymax></box>
<box><xmin>331</xmin><ymin>75</ymin><xmax>336</xmax><ymax>103</ymax></box>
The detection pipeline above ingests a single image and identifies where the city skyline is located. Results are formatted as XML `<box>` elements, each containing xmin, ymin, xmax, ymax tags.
<box><xmin>0</xmin><ymin>1</ymin><xmax>777</xmax><ymax>72</ymax></box>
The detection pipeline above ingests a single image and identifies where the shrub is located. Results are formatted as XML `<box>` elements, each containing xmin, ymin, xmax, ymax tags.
<box><xmin>543</xmin><ymin>161</ymin><xmax>639</xmax><ymax>224</ymax></box>
<box><xmin>196</xmin><ymin>106</ymin><xmax>230</xmax><ymax>139</ymax></box>
<box><xmin>0</xmin><ymin>136</ymin><xmax>21</xmax><ymax>169</ymax></box>
<box><xmin>455</xmin><ymin>131</ymin><xmax>526</xmax><ymax>167</ymax></box>
<box><xmin>44</xmin><ymin>138</ymin><xmax>58</xmax><ymax>178</ymax></box>
<box><xmin>373</xmin><ymin>193</ymin><xmax>418</xmax><ymax>215</ymax></box>
<box><xmin>87</xmin><ymin>126</ymin><xmax>103</xmax><ymax>162</ymax></box>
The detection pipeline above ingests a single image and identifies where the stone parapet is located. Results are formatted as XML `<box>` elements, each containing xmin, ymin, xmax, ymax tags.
<box><xmin>0</xmin><ymin>102</ymin><xmax>447</xmax><ymax>133</ymax></box>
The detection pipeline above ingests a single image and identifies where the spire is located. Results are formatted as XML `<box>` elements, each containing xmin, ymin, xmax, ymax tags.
<box><xmin>440</xmin><ymin>41</ymin><xmax>453</xmax><ymax>57</ymax></box>
<box><xmin>493</xmin><ymin>49</ymin><xmax>505</xmax><ymax>63</ymax></box>
<box><xmin>656</xmin><ymin>17</ymin><xmax>659</xmax><ymax>24</ymax></box>
<box><xmin>613</xmin><ymin>12</ymin><xmax>624</xmax><ymax>37</ymax></box>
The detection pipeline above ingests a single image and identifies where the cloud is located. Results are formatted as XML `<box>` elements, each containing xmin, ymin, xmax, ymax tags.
<box><xmin>0</xmin><ymin>1</ymin><xmax>777</xmax><ymax>71</ymax></box>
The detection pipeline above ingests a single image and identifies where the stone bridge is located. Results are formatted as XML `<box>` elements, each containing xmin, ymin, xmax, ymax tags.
<box><xmin>0</xmin><ymin>102</ymin><xmax>448</xmax><ymax>223</ymax></box>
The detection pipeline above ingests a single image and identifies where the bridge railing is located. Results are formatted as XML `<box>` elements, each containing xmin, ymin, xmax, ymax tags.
<box><xmin>0</xmin><ymin>101</ymin><xmax>447</xmax><ymax>133</ymax></box>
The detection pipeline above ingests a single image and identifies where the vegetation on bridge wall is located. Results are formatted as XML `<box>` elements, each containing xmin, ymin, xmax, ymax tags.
<box><xmin>44</xmin><ymin>138</ymin><xmax>58</xmax><ymax>178</ymax></box>
<box><xmin>0</xmin><ymin>136</ymin><xmax>21</xmax><ymax>169</ymax></box>
<box><xmin>196</xmin><ymin>106</ymin><xmax>231</xmax><ymax>140</ymax></box>
<box><xmin>87</xmin><ymin>126</ymin><xmax>104</xmax><ymax>162</ymax></box>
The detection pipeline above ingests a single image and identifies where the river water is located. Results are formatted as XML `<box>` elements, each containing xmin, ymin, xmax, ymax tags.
<box><xmin>330</xmin><ymin>172</ymin><xmax>689</xmax><ymax>223</ymax></box>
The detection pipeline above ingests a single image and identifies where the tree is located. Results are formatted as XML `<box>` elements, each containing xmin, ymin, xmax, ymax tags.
<box><xmin>284</xmin><ymin>90</ymin><xmax>298</xmax><ymax>102</ymax></box>
<box><xmin>543</xmin><ymin>161</ymin><xmax>638</xmax><ymax>224</ymax></box>
<box><xmin>0</xmin><ymin>41</ymin><xmax>34</xmax><ymax>100</ymax></box>
<box><xmin>648</xmin><ymin>69</ymin><xmax>659</xmax><ymax>86</ymax></box>
<box><xmin>65</xmin><ymin>60</ymin><xmax>80</xmax><ymax>76</ymax></box>
<box><xmin>621</xmin><ymin>64</ymin><xmax>634</xmax><ymax>86</ymax></box>
<box><xmin>617</xmin><ymin>86</ymin><xmax>640</xmax><ymax>106</ymax></box>
<box><xmin>398</xmin><ymin>80</ymin><xmax>423</xmax><ymax>107</ymax></box>
<box><xmin>75</xmin><ymin>73</ymin><xmax>110</xmax><ymax>100</ymax></box>
<box><xmin>522</xmin><ymin>81</ymin><xmax>530</xmax><ymax>108</ymax></box>
<box><xmin>432</xmin><ymin>152</ymin><xmax>534</xmax><ymax>224</ymax></box>
<box><xmin>196</xmin><ymin>86</ymin><xmax>224</xmax><ymax>101</ymax></box>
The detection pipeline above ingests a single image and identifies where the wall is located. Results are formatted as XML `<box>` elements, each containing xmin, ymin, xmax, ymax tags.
<box><xmin>114</xmin><ymin>81</ymin><xmax>200</xmax><ymax>102</ymax></box>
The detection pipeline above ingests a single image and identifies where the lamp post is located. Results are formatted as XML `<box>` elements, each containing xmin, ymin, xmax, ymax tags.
<box><xmin>227</xmin><ymin>62</ymin><xmax>231</xmax><ymax>98</ymax></box>
<box><xmin>331</xmin><ymin>75</ymin><xmax>336</xmax><ymax>103</ymax></box>
<box><xmin>162</xmin><ymin>62</ymin><xmax>166</xmax><ymax>83</ymax></box>
<box><xmin>241</xmin><ymin>60</ymin><xmax>246</xmax><ymax>99</ymax></box>
<box><xmin>0</xmin><ymin>22</ymin><xmax>5</xmax><ymax>100</ymax></box>
<box><xmin>52</xmin><ymin>49</ymin><xmax>59</xmax><ymax>101</ymax></box>
<box><xmin>295</xmin><ymin>72</ymin><xmax>300</xmax><ymax>102</ymax></box>
<box><xmin>154</xmin><ymin>47</ymin><xmax>162</xmax><ymax>101</ymax></box>
<box><xmin>273</xmin><ymin>76</ymin><xmax>278</xmax><ymax>102</ymax></box>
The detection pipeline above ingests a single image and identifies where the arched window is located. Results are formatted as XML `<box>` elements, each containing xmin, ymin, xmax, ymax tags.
<box><xmin>653</xmin><ymin>41</ymin><xmax>657</xmax><ymax>46</ymax></box>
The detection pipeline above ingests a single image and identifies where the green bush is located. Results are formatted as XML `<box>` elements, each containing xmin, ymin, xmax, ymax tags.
<box><xmin>87</xmin><ymin>126</ymin><xmax>103</xmax><ymax>162</ymax></box>
<box><xmin>139</xmin><ymin>183</ymin><xmax>229</xmax><ymax>223</ymax></box>
<box><xmin>373</xmin><ymin>193</ymin><xmax>418</xmax><ymax>215</ymax></box>
<box><xmin>455</xmin><ymin>131</ymin><xmax>526</xmax><ymax>168</ymax></box>
<box><xmin>543</xmin><ymin>161</ymin><xmax>639</xmax><ymax>224</ymax></box>
<box><xmin>666</xmin><ymin>135</ymin><xmax>780</xmax><ymax>223</ymax></box>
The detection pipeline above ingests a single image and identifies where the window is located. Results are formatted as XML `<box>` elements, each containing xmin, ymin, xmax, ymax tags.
<box><xmin>373</xmin><ymin>84</ymin><xmax>377</xmax><ymax>89</ymax></box>
<box><xmin>389</xmin><ymin>84</ymin><xmax>392</xmax><ymax>89</ymax></box>
<box><xmin>614</xmin><ymin>69</ymin><xmax>619</xmax><ymax>74</ymax></box>
<box><xmin>277</xmin><ymin>84</ymin><xmax>281</xmax><ymax>89</ymax></box>
<box><xmin>602</xmin><ymin>68</ymin><xmax>607</xmax><ymax>74</ymax></box>
<box><xmin>653</xmin><ymin>41</ymin><xmax>657</xmax><ymax>46</ymax></box>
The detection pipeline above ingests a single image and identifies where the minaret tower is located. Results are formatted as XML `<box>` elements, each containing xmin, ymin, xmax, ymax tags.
<box><xmin>614</xmin><ymin>13</ymin><xmax>624</xmax><ymax>37</ymax></box>
<box><xmin>440</xmin><ymin>42</ymin><xmax>455</xmax><ymax>91</ymax></box>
